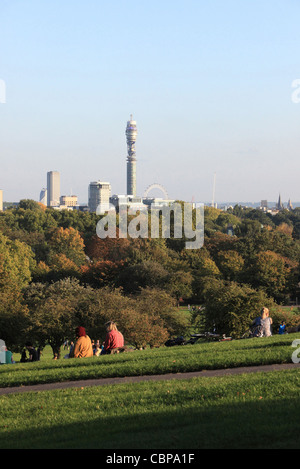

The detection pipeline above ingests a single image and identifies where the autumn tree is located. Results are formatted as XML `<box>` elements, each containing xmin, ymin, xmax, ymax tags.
<box><xmin>48</xmin><ymin>227</ymin><xmax>86</xmax><ymax>267</ymax></box>
<box><xmin>85</xmin><ymin>230</ymin><xmax>130</xmax><ymax>262</ymax></box>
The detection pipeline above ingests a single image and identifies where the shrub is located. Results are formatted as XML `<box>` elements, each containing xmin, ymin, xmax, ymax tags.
<box><xmin>270</xmin><ymin>306</ymin><xmax>300</xmax><ymax>333</ymax></box>
<box><xmin>192</xmin><ymin>278</ymin><xmax>275</xmax><ymax>338</ymax></box>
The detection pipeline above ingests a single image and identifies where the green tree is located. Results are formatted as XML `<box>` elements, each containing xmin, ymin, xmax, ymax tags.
<box><xmin>24</xmin><ymin>278</ymin><xmax>95</xmax><ymax>357</ymax></box>
<box><xmin>193</xmin><ymin>278</ymin><xmax>275</xmax><ymax>338</ymax></box>
<box><xmin>245</xmin><ymin>250</ymin><xmax>293</xmax><ymax>302</ymax></box>
<box><xmin>116</xmin><ymin>261</ymin><xmax>170</xmax><ymax>293</ymax></box>
<box><xmin>216</xmin><ymin>250</ymin><xmax>245</xmax><ymax>281</ymax></box>
<box><xmin>0</xmin><ymin>231</ymin><xmax>35</xmax><ymax>289</ymax></box>
<box><xmin>0</xmin><ymin>232</ymin><xmax>34</xmax><ymax>349</ymax></box>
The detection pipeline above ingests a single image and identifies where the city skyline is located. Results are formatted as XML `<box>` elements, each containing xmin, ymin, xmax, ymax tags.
<box><xmin>1</xmin><ymin>1</ymin><xmax>300</xmax><ymax>204</ymax></box>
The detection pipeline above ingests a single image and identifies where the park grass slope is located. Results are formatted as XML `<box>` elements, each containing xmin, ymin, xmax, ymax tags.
<box><xmin>1</xmin><ymin>333</ymin><xmax>299</xmax><ymax>389</ymax></box>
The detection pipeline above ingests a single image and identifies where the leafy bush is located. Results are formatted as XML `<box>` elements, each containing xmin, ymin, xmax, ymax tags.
<box><xmin>192</xmin><ymin>278</ymin><xmax>275</xmax><ymax>338</ymax></box>
<box><xmin>270</xmin><ymin>306</ymin><xmax>300</xmax><ymax>332</ymax></box>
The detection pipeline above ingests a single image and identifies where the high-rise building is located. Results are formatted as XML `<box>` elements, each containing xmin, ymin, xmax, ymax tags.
<box><xmin>126</xmin><ymin>115</ymin><xmax>138</xmax><ymax>196</ymax></box>
<box><xmin>0</xmin><ymin>190</ymin><xmax>3</xmax><ymax>211</ymax></box>
<box><xmin>88</xmin><ymin>181</ymin><xmax>111</xmax><ymax>213</ymax></box>
<box><xmin>39</xmin><ymin>188</ymin><xmax>47</xmax><ymax>205</ymax></box>
<box><xmin>47</xmin><ymin>171</ymin><xmax>60</xmax><ymax>207</ymax></box>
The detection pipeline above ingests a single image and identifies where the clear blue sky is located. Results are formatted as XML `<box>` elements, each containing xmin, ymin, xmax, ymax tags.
<box><xmin>1</xmin><ymin>0</ymin><xmax>300</xmax><ymax>204</ymax></box>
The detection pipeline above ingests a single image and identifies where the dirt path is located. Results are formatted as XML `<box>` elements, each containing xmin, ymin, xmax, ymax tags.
<box><xmin>0</xmin><ymin>362</ymin><xmax>298</xmax><ymax>396</ymax></box>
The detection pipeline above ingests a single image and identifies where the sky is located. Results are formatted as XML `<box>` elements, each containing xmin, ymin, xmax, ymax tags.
<box><xmin>1</xmin><ymin>0</ymin><xmax>300</xmax><ymax>205</ymax></box>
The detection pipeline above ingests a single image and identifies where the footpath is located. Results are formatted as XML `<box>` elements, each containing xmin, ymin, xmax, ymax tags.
<box><xmin>0</xmin><ymin>362</ymin><xmax>298</xmax><ymax>396</ymax></box>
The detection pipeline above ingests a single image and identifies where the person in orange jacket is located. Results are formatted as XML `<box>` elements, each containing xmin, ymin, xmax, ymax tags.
<box><xmin>71</xmin><ymin>326</ymin><xmax>93</xmax><ymax>358</ymax></box>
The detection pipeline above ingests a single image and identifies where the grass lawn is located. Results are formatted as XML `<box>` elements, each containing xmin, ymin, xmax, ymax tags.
<box><xmin>0</xmin><ymin>369</ymin><xmax>300</xmax><ymax>449</ymax></box>
<box><xmin>1</xmin><ymin>333</ymin><xmax>300</xmax><ymax>449</ymax></box>
<box><xmin>1</xmin><ymin>333</ymin><xmax>299</xmax><ymax>388</ymax></box>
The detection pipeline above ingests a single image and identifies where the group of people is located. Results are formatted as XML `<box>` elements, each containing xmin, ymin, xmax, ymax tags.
<box><xmin>0</xmin><ymin>310</ymin><xmax>291</xmax><ymax>365</ymax></box>
<box><xmin>66</xmin><ymin>321</ymin><xmax>124</xmax><ymax>359</ymax></box>
<box><xmin>0</xmin><ymin>342</ymin><xmax>40</xmax><ymax>365</ymax></box>
<box><xmin>1</xmin><ymin>321</ymin><xmax>124</xmax><ymax>365</ymax></box>
<box><xmin>20</xmin><ymin>342</ymin><xmax>41</xmax><ymax>362</ymax></box>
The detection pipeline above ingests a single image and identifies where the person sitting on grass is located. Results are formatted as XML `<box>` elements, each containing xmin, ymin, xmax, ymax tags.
<box><xmin>101</xmin><ymin>321</ymin><xmax>124</xmax><ymax>355</ymax></box>
<box><xmin>25</xmin><ymin>342</ymin><xmax>39</xmax><ymax>362</ymax></box>
<box><xmin>5</xmin><ymin>347</ymin><xmax>15</xmax><ymax>364</ymax></box>
<box><xmin>70</xmin><ymin>326</ymin><xmax>93</xmax><ymax>358</ymax></box>
<box><xmin>260</xmin><ymin>307</ymin><xmax>273</xmax><ymax>337</ymax></box>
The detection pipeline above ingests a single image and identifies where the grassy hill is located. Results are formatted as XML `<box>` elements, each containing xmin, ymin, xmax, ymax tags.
<box><xmin>2</xmin><ymin>333</ymin><xmax>300</xmax><ymax>388</ymax></box>
<box><xmin>1</xmin><ymin>334</ymin><xmax>300</xmax><ymax>449</ymax></box>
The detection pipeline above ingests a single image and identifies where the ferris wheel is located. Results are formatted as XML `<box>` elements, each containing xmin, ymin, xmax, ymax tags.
<box><xmin>143</xmin><ymin>183</ymin><xmax>169</xmax><ymax>200</ymax></box>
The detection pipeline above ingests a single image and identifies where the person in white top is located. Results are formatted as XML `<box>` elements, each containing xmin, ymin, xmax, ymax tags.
<box><xmin>260</xmin><ymin>307</ymin><xmax>273</xmax><ymax>337</ymax></box>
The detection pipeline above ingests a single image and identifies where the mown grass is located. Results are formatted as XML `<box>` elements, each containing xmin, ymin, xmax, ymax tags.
<box><xmin>1</xmin><ymin>333</ymin><xmax>299</xmax><ymax>388</ymax></box>
<box><xmin>1</xmin><ymin>333</ymin><xmax>300</xmax><ymax>449</ymax></box>
<box><xmin>1</xmin><ymin>368</ymin><xmax>300</xmax><ymax>449</ymax></box>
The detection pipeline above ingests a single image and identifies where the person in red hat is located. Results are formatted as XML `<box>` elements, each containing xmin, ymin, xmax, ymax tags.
<box><xmin>72</xmin><ymin>326</ymin><xmax>93</xmax><ymax>358</ymax></box>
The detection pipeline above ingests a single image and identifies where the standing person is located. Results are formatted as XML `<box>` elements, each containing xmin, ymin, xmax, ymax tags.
<box><xmin>260</xmin><ymin>307</ymin><xmax>273</xmax><ymax>337</ymax></box>
<box><xmin>101</xmin><ymin>321</ymin><xmax>124</xmax><ymax>355</ymax></box>
<box><xmin>71</xmin><ymin>326</ymin><xmax>93</xmax><ymax>358</ymax></box>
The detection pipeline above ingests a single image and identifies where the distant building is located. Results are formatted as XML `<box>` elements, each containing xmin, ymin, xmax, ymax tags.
<box><xmin>109</xmin><ymin>194</ymin><xmax>175</xmax><ymax>211</ymax></box>
<box><xmin>287</xmin><ymin>199</ymin><xmax>293</xmax><ymax>211</ymax></box>
<box><xmin>47</xmin><ymin>171</ymin><xmax>60</xmax><ymax>207</ymax></box>
<box><xmin>0</xmin><ymin>190</ymin><xmax>3</xmax><ymax>211</ymax></box>
<box><xmin>60</xmin><ymin>195</ymin><xmax>78</xmax><ymax>207</ymax></box>
<box><xmin>88</xmin><ymin>181</ymin><xmax>111</xmax><ymax>213</ymax></box>
<box><xmin>143</xmin><ymin>197</ymin><xmax>175</xmax><ymax>208</ymax></box>
<box><xmin>260</xmin><ymin>200</ymin><xmax>268</xmax><ymax>211</ymax></box>
<box><xmin>110</xmin><ymin>194</ymin><xmax>146</xmax><ymax>211</ymax></box>
<box><xmin>39</xmin><ymin>188</ymin><xmax>47</xmax><ymax>205</ymax></box>
<box><xmin>276</xmin><ymin>194</ymin><xmax>284</xmax><ymax>211</ymax></box>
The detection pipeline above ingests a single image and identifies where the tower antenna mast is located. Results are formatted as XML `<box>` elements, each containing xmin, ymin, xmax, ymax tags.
<box><xmin>126</xmin><ymin>115</ymin><xmax>138</xmax><ymax>196</ymax></box>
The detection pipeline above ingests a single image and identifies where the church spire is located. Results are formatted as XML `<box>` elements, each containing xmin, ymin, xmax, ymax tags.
<box><xmin>277</xmin><ymin>194</ymin><xmax>283</xmax><ymax>210</ymax></box>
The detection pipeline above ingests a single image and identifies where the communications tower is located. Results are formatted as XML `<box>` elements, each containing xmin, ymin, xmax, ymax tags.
<box><xmin>126</xmin><ymin>115</ymin><xmax>138</xmax><ymax>196</ymax></box>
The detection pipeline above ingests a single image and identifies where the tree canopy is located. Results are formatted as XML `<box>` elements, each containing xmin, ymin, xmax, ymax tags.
<box><xmin>0</xmin><ymin>200</ymin><xmax>299</xmax><ymax>351</ymax></box>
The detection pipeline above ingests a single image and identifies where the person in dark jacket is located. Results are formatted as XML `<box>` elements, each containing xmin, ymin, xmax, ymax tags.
<box><xmin>25</xmin><ymin>342</ymin><xmax>39</xmax><ymax>361</ymax></box>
